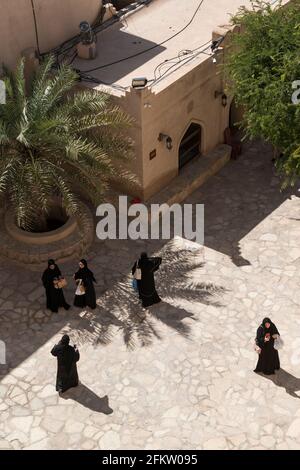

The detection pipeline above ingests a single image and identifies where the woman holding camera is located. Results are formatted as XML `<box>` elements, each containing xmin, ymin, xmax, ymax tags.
<box><xmin>51</xmin><ymin>334</ymin><xmax>80</xmax><ymax>393</ymax></box>
<box><xmin>132</xmin><ymin>252</ymin><xmax>162</xmax><ymax>308</ymax></box>
<box><xmin>254</xmin><ymin>317</ymin><xmax>280</xmax><ymax>375</ymax></box>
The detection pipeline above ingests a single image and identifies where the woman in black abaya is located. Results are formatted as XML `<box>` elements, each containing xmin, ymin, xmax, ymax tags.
<box><xmin>254</xmin><ymin>317</ymin><xmax>280</xmax><ymax>375</ymax></box>
<box><xmin>51</xmin><ymin>334</ymin><xmax>80</xmax><ymax>393</ymax></box>
<box><xmin>132</xmin><ymin>252</ymin><xmax>162</xmax><ymax>308</ymax></box>
<box><xmin>42</xmin><ymin>259</ymin><xmax>70</xmax><ymax>313</ymax></box>
<box><xmin>74</xmin><ymin>259</ymin><xmax>97</xmax><ymax>309</ymax></box>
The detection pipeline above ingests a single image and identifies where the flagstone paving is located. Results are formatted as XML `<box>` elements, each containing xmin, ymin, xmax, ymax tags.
<box><xmin>1</xmin><ymin>139</ymin><xmax>300</xmax><ymax>450</ymax></box>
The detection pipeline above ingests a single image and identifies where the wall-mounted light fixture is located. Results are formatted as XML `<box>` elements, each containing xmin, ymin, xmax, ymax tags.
<box><xmin>158</xmin><ymin>133</ymin><xmax>173</xmax><ymax>150</ymax></box>
<box><xmin>214</xmin><ymin>90</ymin><xmax>228</xmax><ymax>107</ymax></box>
<box><xmin>132</xmin><ymin>77</ymin><xmax>148</xmax><ymax>89</ymax></box>
<box><xmin>211</xmin><ymin>36</ymin><xmax>225</xmax><ymax>53</ymax></box>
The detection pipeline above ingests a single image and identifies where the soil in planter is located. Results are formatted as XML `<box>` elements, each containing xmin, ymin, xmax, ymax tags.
<box><xmin>20</xmin><ymin>205</ymin><xmax>69</xmax><ymax>233</ymax></box>
<box><xmin>21</xmin><ymin>217</ymin><xmax>68</xmax><ymax>233</ymax></box>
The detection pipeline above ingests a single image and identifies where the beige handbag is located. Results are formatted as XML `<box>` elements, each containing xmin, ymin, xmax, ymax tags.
<box><xmin>56</xmin><ymin>278</ymin><xmax>67</xmax><ymax>289</ymax></box>
<box><xmin>134</xmin><ymin>260</ymin><xmax>142</xmax><ymax>280</ymax></box>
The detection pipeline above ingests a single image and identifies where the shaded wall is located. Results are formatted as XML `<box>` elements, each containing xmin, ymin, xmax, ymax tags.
<box><xmin>0</xmin><ymin>0</ymin><xmax>102</xmax><ymax>69</ymax></box>
<box><xmin>138</xmin><ymin>57</ymin><xmax>230</xmax><ymax>200</ymax></box>
<box><xmin>109</xmin><ymin>53</ymin><xmax>232</xmax><ymax>201</ymax></box>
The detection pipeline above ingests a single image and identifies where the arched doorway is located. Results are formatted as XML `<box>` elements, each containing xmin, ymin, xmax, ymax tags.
<box><xmin>179</xmin><ymin>123</ymin><xmax>202</xmax><ymax>170</ymax></box>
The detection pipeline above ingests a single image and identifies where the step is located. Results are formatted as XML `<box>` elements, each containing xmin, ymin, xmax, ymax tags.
<box><xmin>148</xmin><ymin>144</ymin><xmax>231</xmax><ymax>207</ymax></box>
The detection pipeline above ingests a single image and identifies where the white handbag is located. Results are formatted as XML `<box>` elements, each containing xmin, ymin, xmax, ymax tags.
<box><xmin>274</xmin><ymin>336</ymin><xmax>283</xmax><ymax>350</ymax></box>
<box><xmin>75</xmin><ymin>279</ymin><xmax>85</xmax><ymax>296</ymax></box>
<box><xmin>133</xmin><ymin>260</ymin><xmax>142</xmax><ymax>280</ymax></box>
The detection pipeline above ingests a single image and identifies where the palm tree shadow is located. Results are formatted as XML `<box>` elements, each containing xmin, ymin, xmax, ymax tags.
<box><xmin>82</xmin><ymin>245</ymin><xmax>225</xmax><ymax>348</ymax></box>
<box><xmin>66</xmin><ymin>288</ymin><xmax>162</xmax><ymax>350</ymax></box>
<box><xmin>262</xmin><ymin>369</ymin><xmax>300</xmax><ymax>399</ymax></box>
<box><xmin>60</xmin><ymin>384</ymin><xmax>113</xmax><ymax>413</ymax></box>
<box><xmin>63</xmin><ymin>243</ymin><xmax>226</xmax><ymax>350</ymax></box>
<box><xmin>148</xmin><ymin>301</ymin><xmax>195</xmax><ymax>339</ymax></box>
<box><xmin>69</xmin><ymin>308</ymin><xmax>123</xmax><ymax>347</ymax></box>
<box><xmin>157</xmin><ymin>245</ymin><xmax>227</xmax><ymax>307</ymax></box>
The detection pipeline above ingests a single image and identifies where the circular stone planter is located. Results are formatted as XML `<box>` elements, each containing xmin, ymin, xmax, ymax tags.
<box><xmin>0</xmin><ymin>202</ymin><xmax>95</xmax><ymax>268</ymax></box>
<box><xmin>5</xmin><ymin>211</ymin><xmax>78</xmax><ymax>245</ymax></box>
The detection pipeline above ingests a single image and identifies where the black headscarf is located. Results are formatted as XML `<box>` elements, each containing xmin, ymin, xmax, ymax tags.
<box><xmin>75</xmin><ymin>259</ymin><xmax>88</xmax><ymax>276</ymax></box>
<box><xmin>54</xmin><ymin>334</ymin><xmax>71</xmax><ymax>354</ymax></box>
<box><xmin>261</xmin><ymin>317</ymin><xmax>279</xmax><ymax>335</ymax></box>
<box><xmin>256</xmin><ymin>317</ymin><xmax>279</xmax><ymax>347</ymax></box>
<box><xmin>53</xmin><ymin>334</ymin><xmax>75</xmax><ymax>371</ymax></box>
<box><xmin>138</xmin><ymin>252</ymin><xmax>162</xmax><ymax>273</ymax></box>
<box><xmin>42</xmin><ymin>259</ymin><xmax>61</xmax><ymax>286</ymax></box>
<box><xmin>61</xmin><ymin>334</ymin><xmax>70</xmax><ymax>346</ymax></box>
<box><xmin>139</xmin><ymin>252</ymin><xmax>148</xmax><ymax>266</ymax></box>
<box><xmin>75</xmin><ymin>259</ymin><xmax>96</xmax><ymax>282</ymax></box>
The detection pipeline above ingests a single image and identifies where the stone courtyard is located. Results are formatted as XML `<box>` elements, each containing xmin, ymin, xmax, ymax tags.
<box><xmin>1</xmin><ymin>139</ymin><xmax>300</xmax><ymax>450</ymax></box>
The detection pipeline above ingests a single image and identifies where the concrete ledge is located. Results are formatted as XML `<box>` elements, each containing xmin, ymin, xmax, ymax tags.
<box><xmin>148</xmin><ymin>144</ymin><xmax>231</xmax><ymax>206</ymax></box>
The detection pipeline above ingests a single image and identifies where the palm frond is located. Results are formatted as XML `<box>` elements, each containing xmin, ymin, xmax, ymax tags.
<box><xmin>0</xmin><ymin>55</ymin><xmax>134</xmax><ymax>228</ymax></box>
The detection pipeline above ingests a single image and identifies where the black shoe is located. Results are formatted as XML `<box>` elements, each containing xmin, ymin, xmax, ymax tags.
<box><xmin>64</xmin><ymin>304</ymin><xmax>71</xmax><ymax>311</ymax></box>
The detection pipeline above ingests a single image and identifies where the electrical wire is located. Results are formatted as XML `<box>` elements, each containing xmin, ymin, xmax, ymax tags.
<box><xmin>42</xmin><ymin>0</ymin><xmax>154</xmax><ymax>62</ymax></box>
<box><xmin>78</xmin><ymin>71</ymin><xmax>130</xmax><ymax>92</ymax></box>
<box><xmin>75</xmin><ymin>36</ymin><xmax>217</xmax><ymax>94</ymax></box>
<box><xmin>80</xmin><ymin>0</ymin><xmax>206</xmax><ymax>74</ymax></box>
<box><xmin>150</xmin><ymin>42</ymin><xmax>215</xmax><ymax>88</ymax></box>
<box><xmin>68</xmin><ymin>51</ymin><xmax>78</xmax><ymax>66</ymax></box>
<box><xmin>147</xmin><ymin>0</ymin><xmax>280</xmax><ymax>88</ymax></box>
<box><xmin>49</xmin><ymin>0</ymin><xmax>280</xmax><ymax>92</ymax></box>
<box><xmin>30</xmin><ymin>0</ymin><xmax>41</xmax><ymax>56</ymax></box>
<box><xmin>152</xmin><ymin>39</ymin><xmax>212</xmax><ymax>82</ymax></box>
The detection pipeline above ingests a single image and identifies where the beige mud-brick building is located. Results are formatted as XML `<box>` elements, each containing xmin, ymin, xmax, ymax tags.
<box><xmin>74</xmin><ymin>0</ymin><xmax>258</xmax><ymax>201</ymax></box>
<box><xmin>0</xmin><ymin>0</ymin><xmax>289</xmax><ymax>201</ymax></box>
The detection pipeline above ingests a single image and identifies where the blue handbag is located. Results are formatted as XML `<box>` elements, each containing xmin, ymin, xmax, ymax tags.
<box><xmin>132</xmin><ymin>278</ymin><xmax>138</xmax><ymax>291</ymax></box>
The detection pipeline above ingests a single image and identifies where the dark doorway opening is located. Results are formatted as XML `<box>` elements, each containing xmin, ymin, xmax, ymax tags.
<box><xmin>179</xmin><ymin>123</ymin><xmax>202</xmax><ymax>170</ymax></box>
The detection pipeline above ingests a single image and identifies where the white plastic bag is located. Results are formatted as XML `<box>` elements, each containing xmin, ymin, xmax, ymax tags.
<box><xmin>274</xmin><ymin>336</ymin><xmax>283</xmax><ymax>350</ymax></box>
<box><xmin>75</xmin><ymin>279</ymin><xmax>85</xmax><ymax>296</ymax></box>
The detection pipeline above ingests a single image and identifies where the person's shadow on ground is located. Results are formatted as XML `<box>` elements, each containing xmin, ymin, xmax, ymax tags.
<box><xmin>61</xmin><ymin>384</ymin><xmax>113</xmax><ymax>413</ymax></box>
<box><xmin>262</xmin><ymin>369</ymin><xmax>300</xmax><ymax>399</ymax></box>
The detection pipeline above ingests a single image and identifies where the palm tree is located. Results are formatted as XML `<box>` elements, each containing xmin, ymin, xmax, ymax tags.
<box><xmin>0</xmin><ymin>55</ymin><xmax>133</xmax><ymax>230</ymax></box>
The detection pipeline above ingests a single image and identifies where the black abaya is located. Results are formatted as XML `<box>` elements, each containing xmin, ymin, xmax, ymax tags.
<box><xmin>51</xmin><ymin>342</ymin><xmax>80</xmax><ymax>392</ymax></box>
<box><xmin>254</xmin><ymin>322</ymin><xmax>280</xmax><ymax>375</ymax></box>
<box><xmin>74</xmin><ymin>266</ymin><xmax>97</xmax><ymax>309</ymax></box>
<box><xmin>42</xmin><ymin>265</ymin><xmax>70</xmax><ymax>313</ymax></box>
<box><xmin>132</xmin><ymin>257</ymin><xmax>162</xmax><ymax>308</ymax></box>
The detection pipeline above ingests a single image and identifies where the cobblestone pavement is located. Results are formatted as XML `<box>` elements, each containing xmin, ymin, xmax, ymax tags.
<box><xmin>1</xmin><ymin>140</ymin><xmax>300</xmax><ymax>450</ymax></box>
